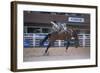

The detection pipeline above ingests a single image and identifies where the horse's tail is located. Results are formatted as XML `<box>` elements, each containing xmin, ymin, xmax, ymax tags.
<box><xmin>40</xmin><ymin>34</ymin><xmax>51</xmax><ymax>46</ymax></box>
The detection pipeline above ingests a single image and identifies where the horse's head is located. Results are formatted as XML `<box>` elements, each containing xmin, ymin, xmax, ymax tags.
<box><xmin>64</xmin><ymin>28</ymin><xmax>78</xmax><ymax>39</ymax></box>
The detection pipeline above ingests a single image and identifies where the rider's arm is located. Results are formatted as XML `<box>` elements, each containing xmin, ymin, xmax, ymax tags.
<box><xmin>50</xmin><ymin>21</ymin><xmax>59</xmax><ymax>29</ymax></box>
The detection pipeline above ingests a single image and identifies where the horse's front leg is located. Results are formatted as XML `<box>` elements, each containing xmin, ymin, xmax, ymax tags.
<box><xmin>74</xmin><ymin>38</ymin><xmax>79</xmax><ymax>48</ymax></box>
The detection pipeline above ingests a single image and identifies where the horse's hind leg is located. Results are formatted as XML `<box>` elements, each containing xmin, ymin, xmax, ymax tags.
<box><xmin>65</xmin><ymin>40</ymin><xmax>70</xmax><ymax>52</ymax></box>
<box><xmin>44</xmin><ymin>40</ymin><xmax>54</xmax><ymax>55</ymax></box>
<box><xmin>45</xmin><ymin>43</ymin><xmax>51</xmax><ymax>54</ymax></box>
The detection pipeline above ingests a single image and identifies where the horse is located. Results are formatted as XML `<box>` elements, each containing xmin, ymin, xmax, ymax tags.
<box><xmin>40</xmin><ymin>29</ymin><xmax>79</xmax><ymax>55</ymax></box>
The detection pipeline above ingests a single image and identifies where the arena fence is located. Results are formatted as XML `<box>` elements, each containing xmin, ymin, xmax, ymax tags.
<box><xmin>24</xmin><ymin>33</ymin><xmax>90</xmax><ymax>48</ymax></box>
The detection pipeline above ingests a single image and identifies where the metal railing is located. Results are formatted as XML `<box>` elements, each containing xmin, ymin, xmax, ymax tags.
<box><xmin>24</xmin><ymin>33</ymin><xmax>90</xmax><ymax>48</ymax></box>
<box><xmin>78</xmin><ymin>34</ymin><xmax>90</xmax><ymax>47</ymax></box>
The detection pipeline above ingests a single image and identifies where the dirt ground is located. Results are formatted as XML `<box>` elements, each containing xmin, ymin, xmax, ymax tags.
<box><xmin>23</xmin><ymin>47</ymin><xmax>90</xmax><ymax>62</ymax></box>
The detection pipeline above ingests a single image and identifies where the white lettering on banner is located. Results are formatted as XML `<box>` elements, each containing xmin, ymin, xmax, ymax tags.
<box><xmin>68</xmin><ymin>17</ymin><xmax>84</xmax><ymax>22</ymax></box>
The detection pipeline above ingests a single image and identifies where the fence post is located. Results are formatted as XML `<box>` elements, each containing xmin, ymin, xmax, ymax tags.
<box><xmin>33</xmin><ymin>34</ymin><xmax>36</xmax><ymax>47</ymax></box>
<box><xmin>82</xmin><ymin>34</ymin><xmax>86</xmax><ymax>47</ymax></box>
<box><xmin>58</xmin><ymin>40</ymin><xmax>61</xmax><ymax>47</ymax></box>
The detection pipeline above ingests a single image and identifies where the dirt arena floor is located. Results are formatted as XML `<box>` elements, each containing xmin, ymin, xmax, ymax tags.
<box><xmin>23</xmin><ymin>47</ymin><xmax>90</xmax><ymax>62</ymax></box>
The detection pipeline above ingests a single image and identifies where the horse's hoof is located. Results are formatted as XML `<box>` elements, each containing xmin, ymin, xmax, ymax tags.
<box><xmin>43</xmin><ymin>52</ymin><xmax>49</xmax><ymax>56</ymax></box>
<box><xmin>66</xmin><ymin>49</ymin><xmax>68</xmax><ymax>52</ymax></box>
<box><xmin>75</xmin><ymin>46</ymin><xmax>78</xmax><ymax>48</ymax></box>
